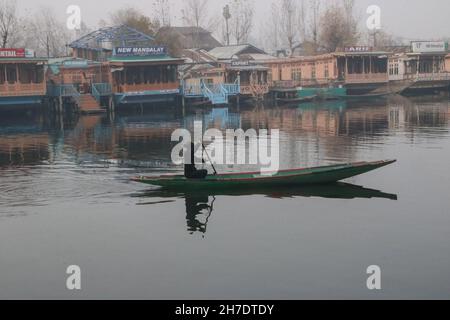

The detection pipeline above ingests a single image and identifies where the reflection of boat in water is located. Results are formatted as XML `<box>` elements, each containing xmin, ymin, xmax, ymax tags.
<box><xmin>131</xmin><ymin>160</ymin><xmax>396</xmax><ymax>190</ymax></box>
<box><xmin>134</xmin><ymin>182</ymin><xmax>397</xmax><ymax>201</ymax></box>
<box><xmin>132</xmin><ymin>182</ymin><xmax>397</xmax><ymax>235</ymax></box>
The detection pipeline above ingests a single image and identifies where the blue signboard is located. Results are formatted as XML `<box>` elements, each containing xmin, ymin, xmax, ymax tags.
<box><xmin>113</xmin><ymin>47</ymin><xmax>167</xmax><ymax>57</ymax></box>
<box><xmin>63</xmin><ymin>60</ymin><xmax>89</xmax><ymax>68</ymax></box>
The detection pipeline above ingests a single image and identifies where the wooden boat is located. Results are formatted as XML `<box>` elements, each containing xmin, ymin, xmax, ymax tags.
<box><xmin>131</xmin><ymin>160</ymin><xmax>396</xmax><ymax>189</ymax></box>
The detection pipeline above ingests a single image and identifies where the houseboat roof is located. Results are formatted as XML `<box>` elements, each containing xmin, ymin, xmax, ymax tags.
<box><xmin>108</xmin><ymin>55</ymin><xmax>184</xmax><ymax>65</ymax></box>
<box><xmin>333</xmin><ymin>51</ymin><xmax>391</xmax><ymax>57</ymax></box>
<box><xmin>47</xmin><ymin>57</ymin><xmax>103</xmax><ymax>75</ymax></box>
<box><xmin>0</xmin><ymin>57</ymin><xmax>47</xmax><ymax>63</ymax></box>
<box><xmin>69</xmin><ymin>25</ymin><xmax>155</xmax><ymax>51</ymax></box>
<box><xmin>208</xmin><ymin>44</ymin><xmax>266</xmax><ymax>60</ymax></box>
<box><xmin>226</xmin><ymin>64</ymin><xmax>269</xmax><ymax>71</ymax></box>
<box><xmin>156</xmin><ymin>27</ymin><xmax>222</xmax><ymax>50</ymax></box>
<box><xmin>406</xmin><ymin>51</ymin><xmax>449</xmax><ymax>56</ymax></box>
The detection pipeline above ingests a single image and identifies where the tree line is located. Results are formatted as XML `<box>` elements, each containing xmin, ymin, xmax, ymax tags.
<box><xmin>0</xmin><ymin>0</ymin><xmax>400</xmax><ymax>58</ymax></box>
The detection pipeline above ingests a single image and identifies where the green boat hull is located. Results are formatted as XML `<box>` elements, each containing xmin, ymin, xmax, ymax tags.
<box><xmin>131</xmin><ymin>160</ymin><xmax>396</xmax><ymax>190</ymax></box>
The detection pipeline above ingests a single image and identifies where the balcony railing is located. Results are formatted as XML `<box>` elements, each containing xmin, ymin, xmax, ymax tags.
<box><xmin>117</xmin><ymin>82</ymin><xmax>180</xmax><ymax>93</ymax></box>
<box><xmin>345</xmin><ymin>73</ymin><xmax>388</xmax><ymax>84</ymax></box>
<box><xmin>414</xmin><ymin>73</ymin><xmax>450</xmax><ymax>82</ymax></box>
<box><xmin>272</xmin><ymin>79</ymin><xmax>336</xmax><ymax>89</ymax></box>
<box><xmin>240</xmin><ymin>84</ymin><xmax>270</xmax><ymax>95</ymax></box>
<box><xmin>0</xmin><ymin>82</ymin><xmax>46</xmax><ymax>97</ymax></box>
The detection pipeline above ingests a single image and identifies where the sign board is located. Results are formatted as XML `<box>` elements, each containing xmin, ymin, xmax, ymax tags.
<box><xmin>344</xmin><ymin>46</ymin><xmax>373</xmax><ymax>53</ymax></box>
<box><xmin>231</xmin><ymin>60</ymin><xmax>250</xmax><ymax>67</ymax></box>
<box><xmin>0</xmin><ymin>48</ymin><xmax>26</xmax><ymax>58</ymax></box>
<box><xmin>25</xmin><ymin>49</ymin><xmax>35</xmax><ymax>58</ymax></box>
<box><xmin>411</xmin><ymin>41</ymin><xmax>448</xmax><ymax>53</ymax></box>
<box><xmin>113</xmin><ymin>47</ymin><xmax>167</xmax><ymax>57</ymax></box>
<box><xmin>63</xmin><ymin>60</ymin><xmax>89</xmax><ymax>68</ymax></box>
<box><xmin>0</xmin><ymin>48</ymin><xmax>36</xmax><ymax>58</ymax></box>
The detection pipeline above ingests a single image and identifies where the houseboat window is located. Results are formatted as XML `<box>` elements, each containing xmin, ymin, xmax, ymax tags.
<box><xmin>241</xmin><ymin>71</ymin><xmax>250</xmax><ymax>85</ymax></box>
<box><xmin>6</xmin><ymin>65</ymin><xmax>17</xmax><ymax>84</ymax></box>
<box><xmin>324</xmin><ymin>64</ymin><xmax>329</xmax><ymax>79</ymax></box>
<box><xmin>311</xmin><ymin>65</ymin><xmax>316</xmax><ymax>79</ymax></box>
<box><xmin>292</xmin><ymin>68</ymin><xmax>301</xmax><ymax>81</ymax></box>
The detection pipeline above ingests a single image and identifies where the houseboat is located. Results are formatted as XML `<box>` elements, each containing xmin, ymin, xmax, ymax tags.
<box><xmin>46</xmin><ymin>57</ymin><xmax>111</xmax><ymax>114</ymax></box>
<box><xmin>224</xmin><ymin>60</ymin><xmax>270</xmax><ymax>99</ymax></box>
<box><xmin>109</xmin><ymin>46</ymin><xmax>183</xmax><ymax>107</ymax></box>
<box><xmin>0</xmin><ymin>48</ymin><xmax>47</xmax><ymax>108</ymax></box>
<box><xmin>389</xmin><ymin>41</ymin><xmax>450</xmax><ymax>94</ymax></box>
<box><xmin>266</xmin><ymin>47</ymin><xmax>391</xmax><ymax>99</ymax></box>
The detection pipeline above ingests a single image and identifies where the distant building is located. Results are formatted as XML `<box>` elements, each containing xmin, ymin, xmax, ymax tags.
<box><xmin>208</xmin><ymin>44</ymin><xmax>266</xmax><ymax>61</ymax></box>
<box><xmin>156</xmin><ymin>27</ymin><xmax>222</xmax><ymax>50</ymax></box>
<box><xmin>181</xmin><ymin>48</ymin><xmax>217</xmax><ymax>64</ymax></box>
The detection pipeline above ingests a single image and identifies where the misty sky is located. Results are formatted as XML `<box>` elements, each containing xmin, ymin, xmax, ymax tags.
<box><xmin>17</xmin><ymin>0</ymin><xmax>450</xmax><ymax>40</ymax></box>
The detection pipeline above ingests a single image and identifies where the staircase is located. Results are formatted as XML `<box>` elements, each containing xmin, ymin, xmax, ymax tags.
<box><xmin>201</xmin><ymin>81</ymin><xmax>228</xmax><ymax>105</ymax></box>
<box><xmin>76</xmin><ymin>94</ymin><xmax>106</xmax><ymax>114</ymax></box>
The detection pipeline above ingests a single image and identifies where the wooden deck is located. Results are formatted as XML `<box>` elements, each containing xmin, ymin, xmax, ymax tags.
<box><xmin>0</xmin><ymin>83</ymin><xmax>46</xmax><ymax>97</ymax></box>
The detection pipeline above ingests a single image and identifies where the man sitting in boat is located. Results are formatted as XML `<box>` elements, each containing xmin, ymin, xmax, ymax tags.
<box><xmin>184</xmin><ymin>142</ymin><xmax>208</xmax><ymax>179</ymax></box>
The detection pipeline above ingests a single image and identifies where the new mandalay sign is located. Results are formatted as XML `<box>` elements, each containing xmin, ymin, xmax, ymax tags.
<box><xmin>113</xmin><ymin>47</ymin><xmax>167</xmax><ymax>57</ymax></box>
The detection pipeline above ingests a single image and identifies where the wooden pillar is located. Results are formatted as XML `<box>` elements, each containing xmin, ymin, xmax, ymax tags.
<box><xmin>181</xmin><ymin>96</ymin><xmax>185</xmax><ymax>117</ymax></box>
<box><xmin>345</xmin><ymin>57</ymin><xmax>348</xmax><ymax>78</ymax></box>
<box><xmin>362</xmin><ymin>57</ymin><xmax>365</xmax><ymax>75</ymax></box>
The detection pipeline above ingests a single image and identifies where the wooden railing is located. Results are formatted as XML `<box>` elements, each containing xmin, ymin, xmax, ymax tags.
<box><xmin>0</xmin><ymin>83</ymin><xmax>46</xmax><ymax>97</ymax></box>
<box><xmin>345</xmin><ymin>73</ymin><xmax>388</xmax><ymax>84</ymax></box>
<box><xmin>240</xmin><ymin>84</ymin><xmax>270</xmax><ymax>96</ymax></box>
<box><xmin>414</xmin><ymin>73</ymin><xmax>450</xmax><ymax>82</ymax></box>
<box><xmin>117</xmin><ymin>82</ymin><xmax>179</xmax><ymax>93</ymax></box>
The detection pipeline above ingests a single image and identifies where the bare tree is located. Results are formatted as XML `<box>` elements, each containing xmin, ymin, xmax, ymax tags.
<box><xmin>298</xmin><ymin>0</ymin><xmax>307</xmax><ymax>41</ymax></box>
<box><xmin>153</xmin><ymin>0</ymin><xmax>171</xmax><ymax>27</ymax></box>
<box><xmin>181</xmin><ymin>0</ymin><xmax>215</xmax><ymax>30</ymax></box>
<box><xmin>267</xmin><ymin>2</ymin><xmax>281</xmax><ymax>51</ymax></box>
<box><xmin>24</xmin><ymin>7</ymin><xmax>71</xmax><ymax>57</ymax></box>
<box><xmin>309</xmin><ymin>0</ymin><xmax>321</xmax><ymax>52</ymax></box>
<box><xmin>181</xmin><ymin>0</ymin><xmax>218</xmax><ymax>48</ymax></box>
<box><xmin>319</xmin><ymin>3</ymin><xmax>359</xmax><ymax>52</ymax></box>
<box><xmin>228</xmin><ymin>0</ymin><xmax>254</xmax><ymax>45</ymax></box>
<box><xmin>280</xmin><ymin>0</ymin><xmax>299</xmax><ymax>56</ymax></box>
<box><xmin>110</xmin><ymin>6</ymin><xmax>160</xmax><ymax>36</ymax></box>
<box><xmin>0</xmin><ymin>0</ymin><xmax>18</xmax><ymax>48</ymax></box>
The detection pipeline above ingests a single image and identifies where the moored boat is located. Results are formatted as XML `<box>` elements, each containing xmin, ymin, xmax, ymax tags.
<box><xmin>131</xmin><ymin>160</ymin><xmax>396</xmax><ymax>189</ymax></box>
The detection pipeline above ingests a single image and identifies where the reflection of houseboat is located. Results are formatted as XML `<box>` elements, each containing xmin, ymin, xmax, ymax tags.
<box><xmin>0</xmin><ymin>48</ymin><xmax>47</xmax><ymax>107</ymax></box>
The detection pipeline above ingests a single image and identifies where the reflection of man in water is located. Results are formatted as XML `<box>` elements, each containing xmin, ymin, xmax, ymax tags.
<box><xmin>185</xmin><ymin>195</ymin><xmax>210</xmax><ymax>234</ymax></box>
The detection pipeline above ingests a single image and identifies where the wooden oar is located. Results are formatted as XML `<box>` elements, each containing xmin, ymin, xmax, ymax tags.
<box><xmin>202</xmin><ymin>143</ymin><xmax>218</xmax><ymax>175</ymax></box>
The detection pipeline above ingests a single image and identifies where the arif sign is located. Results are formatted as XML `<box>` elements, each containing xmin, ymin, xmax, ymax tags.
<box><xmin>344</xmin><ymin>46</ymin><xmax>373</xmax><ymax>53</ymax></box>
<box><xmin>113</xmin><ymin>47</ymin><xmax>167</xmax><ymax>56</ymax></box>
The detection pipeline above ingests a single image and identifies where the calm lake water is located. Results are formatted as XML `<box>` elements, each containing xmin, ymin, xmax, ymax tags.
<box><xmin>0</xmin><ymin>96</ymin><xmax>449</xmax><ymax>299</ymax></box>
